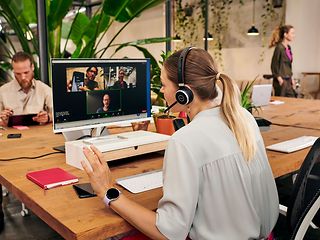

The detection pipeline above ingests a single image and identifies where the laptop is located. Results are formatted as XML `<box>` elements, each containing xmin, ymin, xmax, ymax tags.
<box><xmin>251</xmin><ymin>84</ymin><xmax>273</xmax><ymax>107</ymax></box>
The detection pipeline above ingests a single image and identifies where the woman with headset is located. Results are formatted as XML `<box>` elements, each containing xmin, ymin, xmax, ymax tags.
<box><xmin>81</xmin><ymin>48</ymin><xmax>278</xmax><ymax>239</ymax></box>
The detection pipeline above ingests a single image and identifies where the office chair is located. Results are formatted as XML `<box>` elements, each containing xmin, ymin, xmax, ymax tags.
<box><xmin>273</xmin><ymin>137</ymin><xmax>320</xmax><ymax>240</ymax></box>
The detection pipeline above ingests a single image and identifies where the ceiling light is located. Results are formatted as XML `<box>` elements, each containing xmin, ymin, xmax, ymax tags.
<box><xmin>247</xmin><ymin>26</ymin><xmax>259</xmax><ymax>36</ymax></box>
<box><xmin>203</xmin><ymin>32</ymin><xmax>213</xmax><ymax>41</ymax></box>
<box><xmin>173</xmin><ymin>34</ymin><xmax>182</xmax><ymax>42</ymax></box>
<box><xmin>247</xmin><ymin>0</ymin><xmax>259</xmax><ymax>36</ymax></box>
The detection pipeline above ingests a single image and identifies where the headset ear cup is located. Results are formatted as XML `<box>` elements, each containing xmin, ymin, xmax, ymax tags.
<box><xmin>176</xmin><ymin>86</ymin><xmax>194</xmax><ymax>105</ymax></box>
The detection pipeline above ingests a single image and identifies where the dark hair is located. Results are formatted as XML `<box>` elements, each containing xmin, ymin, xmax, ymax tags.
<box><xmin>86</xmin><ymin>66</ymin><xmax>98</xmax><ymax>74</ymax></box>
<box><xmin>269</xmin><ymin>25</ymin><xmax>294</xmax><ymax>48</ymax></box>
<box><xmin>163</xmin><ymin>48</ymin><xmax>257</xmax><ymax>161</ymax></box>
<box><xmin>12</xmin><ymin>52</ymin><xmax>34</xmax><ymax>65</ymax></box>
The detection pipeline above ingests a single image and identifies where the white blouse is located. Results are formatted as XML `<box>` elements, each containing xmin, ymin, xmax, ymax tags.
<box><xmin>156</xmin><ymin>107</ymin><xmax>279</xmax><ymax>240</ymax></box>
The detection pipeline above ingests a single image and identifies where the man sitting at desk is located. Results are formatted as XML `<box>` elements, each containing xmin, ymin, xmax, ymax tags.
<box><xmin>0</xmin><ymin>52</ymin><xmax>52</xmax><ymax>127</ymax></box>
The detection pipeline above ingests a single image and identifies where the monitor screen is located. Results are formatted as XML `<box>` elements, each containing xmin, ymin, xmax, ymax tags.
<box><xmin>51</xmin><ymin>58</ymin><xmax>151</xmax><ymax>133</ymax></box>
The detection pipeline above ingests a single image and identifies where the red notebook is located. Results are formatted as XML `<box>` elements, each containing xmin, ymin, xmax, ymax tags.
<box><xmin>26</xmin><ymin>167</ymin><xmax>79</xmax><ymax>189</ymax></box>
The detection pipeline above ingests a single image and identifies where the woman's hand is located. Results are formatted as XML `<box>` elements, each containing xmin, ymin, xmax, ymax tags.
<box><xmin>277</xmin><ymin>76</ymin><xmax>284</xmax><ymax>86</ymax></box>
<box><xmin>81</xmin><ymin>145</ymin><xmax>113</xmax><ymax>199</ymax></box>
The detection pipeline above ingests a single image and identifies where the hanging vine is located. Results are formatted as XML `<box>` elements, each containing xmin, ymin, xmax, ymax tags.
<box><xmin>258</xmin><ymin>0</ymin><xmax>284</xmax><ymax>63</ymax></box>
<box><xmin>174</xmin><ymin>0</ymin><xmax>284</xmax><ymax>65</ymax></box>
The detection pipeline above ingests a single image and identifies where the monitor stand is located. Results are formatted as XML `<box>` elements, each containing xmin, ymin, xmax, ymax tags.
<box><xmin>53</xmin><ymin>127</ymin><xmax>109</xmax><ymax>153</ymax></box>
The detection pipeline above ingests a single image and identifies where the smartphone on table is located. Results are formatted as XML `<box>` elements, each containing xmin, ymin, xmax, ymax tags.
<box><xmin>73</xmin><ymin>183</ymin><xmax>97</xmax><ymax>198</ymax></box>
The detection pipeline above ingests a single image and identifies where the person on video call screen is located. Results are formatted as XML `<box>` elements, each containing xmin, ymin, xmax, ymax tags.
<box><xmin>96</xmin><ymin>93</ymin><xmax>111</xmax><ymax>113</ymax></box>
<box><xmin>113</xmin><ymin>68</ymin><xmax>128</xmax><ymax>89</ymax></box>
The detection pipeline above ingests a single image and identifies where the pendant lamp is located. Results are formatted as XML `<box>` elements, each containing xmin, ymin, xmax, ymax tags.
<box><xmin>247</xmin><ymin>0</ymin><xmax>259</xmax><ymax>36</ymax></box>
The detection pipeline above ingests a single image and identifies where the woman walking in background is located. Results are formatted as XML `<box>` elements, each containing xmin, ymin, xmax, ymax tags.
<box><xmin>270</xmin><ymin>25</ymin><xmax>296</xmax><ymax>97</ymax></box>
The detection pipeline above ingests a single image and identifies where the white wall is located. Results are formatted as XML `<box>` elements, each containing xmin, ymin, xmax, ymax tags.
<box><xmin>98</xmin><ymin>4</ymin><xmax>166</xmax><ymax>63</ymax></box>
<box><xmin>217</xmin><ymin>47</ymin><xmax>274</xmax><ymax>81</ymax></box>
<box><xmin>286</xmin><ymin>0</ymin><xmax>320</xmax><ymax>76</ymax></box>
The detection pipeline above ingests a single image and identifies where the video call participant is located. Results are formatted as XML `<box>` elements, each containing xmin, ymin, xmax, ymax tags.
<box><xmin>81</xmin><ymin>48</ymin><xmax>278</xmax><ymax>239</ymax></box>
<box><xmin>0</xmin><ymin>52</ymin><xmax>52</xmax><ymax>127</ymax></box>
<box><xmin>113</xmin><ymin>68</ymin><xmax>128</xmax><ymax>89</ymax></box>
<box><xmin>81</xmin><ymin>66</ymin><xmax>100</xmax><ymax>91</ymax></box>
<box><xmin>96</xmin><ymin>93</ymin><xmax>111</xmax><ymax>113</ymax></box>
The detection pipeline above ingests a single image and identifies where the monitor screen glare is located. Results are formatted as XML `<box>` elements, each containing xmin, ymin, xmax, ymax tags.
<box><xmin>51</xmin><ymin>59</ymin><xmax>151</xmax><ymax>133</ymax></box>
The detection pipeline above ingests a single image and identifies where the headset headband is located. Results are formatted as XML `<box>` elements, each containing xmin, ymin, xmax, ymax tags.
<box><xmin>178</xmin><ymin>47</ymin><xmax>194</xmax><ymax>87</ymax></box>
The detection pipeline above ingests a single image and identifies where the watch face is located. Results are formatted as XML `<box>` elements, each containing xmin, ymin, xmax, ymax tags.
<box><xmin>107</xmin><ymin>188</ymin><xmax>120</xmax><ymax>199</ymax></box>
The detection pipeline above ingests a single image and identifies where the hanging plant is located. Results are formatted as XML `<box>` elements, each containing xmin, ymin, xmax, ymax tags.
<box><xmin>174</xmin><ymin>0</ymin><xmax>241</xmax><ymax>65</ymax></box>
<box><xmin>258</xmin><ymin>0</ymin><xmax>285</xmax><ymax>63</ymax></box>
<box><xmin>175</xmin><ymin>0</ymin><xmax>203</xmax><ymax>46</ymax></box>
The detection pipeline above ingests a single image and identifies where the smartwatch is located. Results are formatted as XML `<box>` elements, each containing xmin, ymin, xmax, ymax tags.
<box><xmin>103</xmin><ymin>188</ymin><xmax>121</xmax><ymax>206</ymax></box>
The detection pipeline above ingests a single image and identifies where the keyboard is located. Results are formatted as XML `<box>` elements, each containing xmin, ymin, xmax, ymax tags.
<box><xmin>116</xmin><ymin>170</ymin><xmax>163</xmax><ymax>194</ymax></box>
<box><xmin>82</xmin><ymin>130</ymin><xmax>170</xmax><ymax>152</ymax></box>
<box><xmin>266</xmin><ymin>136</ymin><xmax>318</xmax><ymax>153</ymax></box>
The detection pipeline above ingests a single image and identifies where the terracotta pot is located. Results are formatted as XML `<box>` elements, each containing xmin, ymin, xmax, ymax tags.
<box><xmin>155</xmin><ymin>115</ymin><xmax>176</xmax><ymax>135</ymax></box>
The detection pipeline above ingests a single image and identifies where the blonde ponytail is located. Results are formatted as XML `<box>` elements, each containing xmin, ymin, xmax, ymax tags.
<box><xmin>219</xmin><ymin>74</ymin><xmax>257</xmax><ymax>161</ymax></box>
<box><xmin>269</xmin><ymin>26</ymin><xmax>280</xmax><ymax>48</ymax></box>
<box><xmin>269</xmin><ymin>25</ymin><xmax>294</xmax><ymax>48</ymax></box>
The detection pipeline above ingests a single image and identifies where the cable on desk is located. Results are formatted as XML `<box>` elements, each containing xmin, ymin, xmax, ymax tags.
<box><xmin>0</xmin><ymin>151</ymin><xmax>64</xmax><ymax>161</ymax></box>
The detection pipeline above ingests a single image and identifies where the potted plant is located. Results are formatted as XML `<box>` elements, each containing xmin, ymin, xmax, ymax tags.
<box><xmin>149</xmin><ymin>50</ymin><xmax>179</xmax><ymax>135</ymax></box>
<box><xmin>240</xmin><ymin>79</ymin><xmax>260</xmax><ymax>113</ymax></box>
<box><xmin>152</xmin><ymin>108</ymin><xmax>176</xmax><ymax>135</ymax></box>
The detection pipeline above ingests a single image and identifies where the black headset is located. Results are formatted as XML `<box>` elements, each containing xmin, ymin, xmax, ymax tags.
<box><xmin>176</xmin><ymin>47</ymin><xmax>194</xmax><ymax>105</ymax></box>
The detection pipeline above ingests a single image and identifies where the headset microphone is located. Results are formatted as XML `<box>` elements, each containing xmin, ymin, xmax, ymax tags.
<box><xmin>164</xmin><ymin>101</ymin><xmax>177</xmax><ymax>113</ymax></box>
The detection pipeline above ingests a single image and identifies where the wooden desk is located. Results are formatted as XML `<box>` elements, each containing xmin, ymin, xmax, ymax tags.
<box><xmin>254</xmin><ymin>96</ymin><xmax>320</xmax><ymax>130</ymax></box>
<box><xmin>262</xmin><ymin>125</ymin><xmax>320</xmax><ymax>177</ymax></box>
<box><xmin>0</xmin><ymin>124</ymin><xmax>320</xmax><ymax>239</ymax></box>
<box><xmin>0</xmin><ymin>125</ymin><xmax>162</xmax><ymax>239</ymax></box>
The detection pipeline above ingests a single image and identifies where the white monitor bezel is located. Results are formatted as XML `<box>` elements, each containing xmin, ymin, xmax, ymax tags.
<box><xmin>51</xmin><ymin>58</ymin><xmax>151</xmax><ymax>134</ymax></box>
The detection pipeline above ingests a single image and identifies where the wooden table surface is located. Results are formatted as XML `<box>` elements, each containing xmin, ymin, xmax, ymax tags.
<box><xmin>254</xmin><ymin>96</ymin><xmax>320</xmax><ymax>130</ymax></box>
<box><xmin>0</xmin><ymin>125</ymin><xmax>163</xmax><ymax>239</ymax></box>
<box><xmin>0</xmin><ymin>114</ymin><xmax>320</xmax><ymax>239</ymax></box>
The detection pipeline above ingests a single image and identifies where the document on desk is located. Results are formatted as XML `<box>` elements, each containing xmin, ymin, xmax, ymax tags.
<box><xmin>26</xmin><ymin>167</ymin><xmax>79</xmax><ymax>189</ymax></box>
<box><xmin>266</xmin><ymin>136</ymin><xmax>318</xmax><ymax>153</ymax></box>
<box><xmin>116</xmin><ymin>170</ymin><xmax>163</xmax><ymax>194</ymax></box>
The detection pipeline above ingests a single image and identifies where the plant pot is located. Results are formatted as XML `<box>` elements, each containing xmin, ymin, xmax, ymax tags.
<box><xmin>154</xmin><ymin>115</ymin><xmax>176</xmax><ymax>135</ymax></box>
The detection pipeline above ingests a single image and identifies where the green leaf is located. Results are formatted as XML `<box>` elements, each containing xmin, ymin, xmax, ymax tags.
<box><xmin>22</xmin><ymin>0</ymin><xmax>37</xmax><ymax>23</ymax></box>
<box><xmin>6</xmin><ymin>0</ymin><xmax>23</xmax><ymax>17</ymax></box>
<box><xmin>103</xmin><ymin>0</ymin><xmax>164</xmax><ymax>22</ymax></box>
<box><xmin>0</xmin><ymin>61</ymin><xmax>12</xmax><ymax>71</ymax></box>
<box><xmin>71</xmin><ymin>42</ymin><xmax>83</xmax><ymax>58</ymax></box>
<box><xmin>78</xmin><ymin>40</ymin><xmax>96</xmax><ymax>58</ymax></box>
<box><xmin>47</xmin><ymin>0</ymin><xmax>73</xmax><ymax>31</ymax></box>
<box><xmin>82</xmin><ymin>12</ymin><xmax>110</xmax><ymax>44</ymax></box>
<box><xmin>62</xmin><ymin>13</ymin><xmax>90</xmax><ymax>44</ymax></box>
<box><xmin>102</xmin><ymin>0</ymin><xmax>128</xmax><ymax>16</ymax></box>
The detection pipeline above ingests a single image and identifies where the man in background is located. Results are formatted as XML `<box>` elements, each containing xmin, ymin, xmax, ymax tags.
<box><xmin>0</xmin><ymin>52</ymin><xmax>52</xmax><ymax>127</ymax></box>
<box><xmin>80</xmin><ymin>66</ymin><xmax>100</xmax><ymax>91</ymax></box>
<box><xmin>96</xmin><ymin>93</ymin><xmax>111</xmax><ymax>113</ymax></box>
<box><xmin>113</xmin><ymin>68</ymin><xmax>128</xmax><ymax>89</ymax></box>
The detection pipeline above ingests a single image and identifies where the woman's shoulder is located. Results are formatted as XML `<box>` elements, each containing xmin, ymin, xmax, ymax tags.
<box><xmin>275</xmin><ymin>43</ymin><xmax>285</xmax><ymax>50</ymax></box>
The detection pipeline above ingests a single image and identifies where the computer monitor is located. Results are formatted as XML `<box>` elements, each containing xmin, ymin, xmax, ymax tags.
<box><xmin>51</xmin><ymin>58</ymin><xmax>151</xmax><ymax>141</ymax></box>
